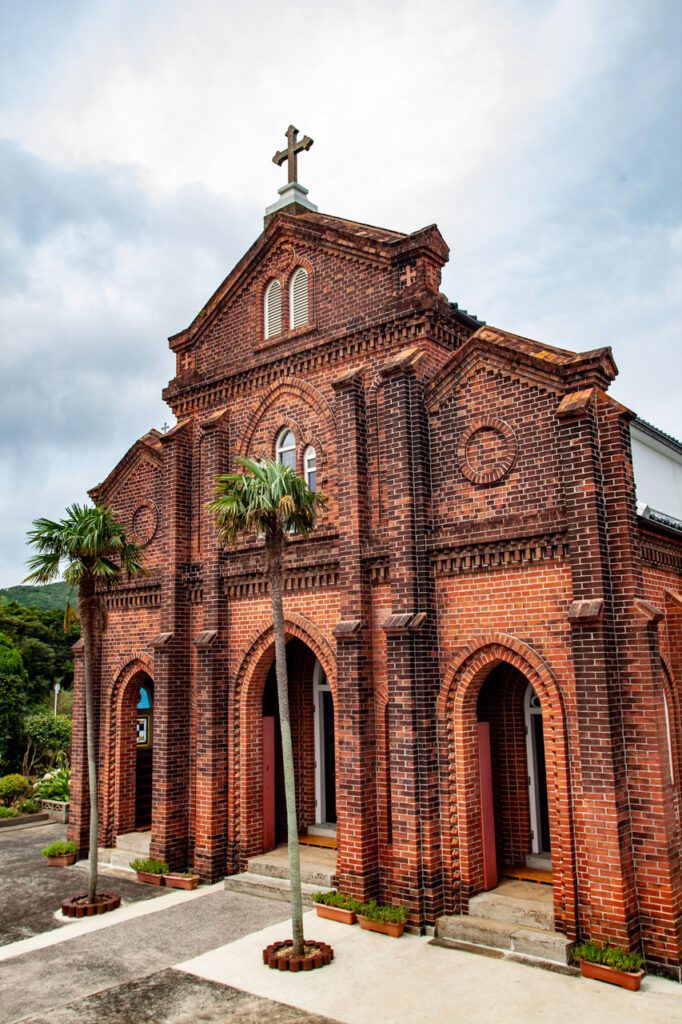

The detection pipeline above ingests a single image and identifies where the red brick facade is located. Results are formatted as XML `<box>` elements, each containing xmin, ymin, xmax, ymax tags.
<box><xmin>68</xmin><ymin>207</ymin><xmax>682</xmax><ymax>977</ymax></box>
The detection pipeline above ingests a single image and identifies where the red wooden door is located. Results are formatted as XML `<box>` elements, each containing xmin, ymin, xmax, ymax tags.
<box><xmin>262</xmin><ymin>716</ymin><xmax>275</xmax><ymax>852</ymax></box>
<box><xmin>478</xmin><ymin>722</ymin><xmax>498</xmax><ymax>890</ymax></box>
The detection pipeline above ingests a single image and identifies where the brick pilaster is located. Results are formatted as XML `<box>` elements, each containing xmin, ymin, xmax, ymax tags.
<box><xmin>150</xmin><ymin>420</ymin><xmax>192</xmax><ymax>870</ymax></box>
<box><xmin>331</xmin><ymin>367</ymin><xmax>378</xmax><ymax>899</ymax></box>
<box><xmin>557</xmin><ymin>389</ymin><xmax>638</xmax><ymax>945</ymax></box>
<box><xmin>193</xmin><ymin>411</ymin><xmax>230</xmax><ymax>881</ymax></box>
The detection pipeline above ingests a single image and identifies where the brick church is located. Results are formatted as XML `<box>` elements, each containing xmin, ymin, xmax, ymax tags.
<box><xmin>68</xmin><ymin>128</ymin><xmax>682</xmax><ymax>977</ymax></box>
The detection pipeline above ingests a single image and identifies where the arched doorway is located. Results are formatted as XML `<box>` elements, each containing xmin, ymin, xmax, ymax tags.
<box><xmin>135</xmin><ymin>680</ymin><xmax>153</xmax><ymax>830</ymax></box>
<box><xmin>260</xmin><ymin>638</ymin><xmax>336</xmax><ymax>852</ymax></box>
<box><xmin>114</xmin><ymin>668</ymin><xmax>154</xmax><ymax>836</ymax></box>
<box><xmin>476</xmin><ymin>665</ymin><xmax>551</xmax><ymax>888</ymax></box>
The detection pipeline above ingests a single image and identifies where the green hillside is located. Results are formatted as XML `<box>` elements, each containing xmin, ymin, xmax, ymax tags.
<box><xmin>0</xmin><ymin>582</ymin><xmax>77</xmax><ymax>611</ymax></box>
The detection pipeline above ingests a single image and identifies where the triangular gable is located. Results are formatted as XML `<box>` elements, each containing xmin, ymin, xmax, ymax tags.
<box><xmin>425</xmin><ymin>325</ymin><xmax>618</xmax><ymax>412</ymax></box>
<box><xmin>89</xmin><ymin>430</ymin><xmax>163</xmax><ymax>504</ymax></box>
<box><xmin>168</xmin><ymin>210</ymin><xmax>449</xmax><ymax>355</ymax></box>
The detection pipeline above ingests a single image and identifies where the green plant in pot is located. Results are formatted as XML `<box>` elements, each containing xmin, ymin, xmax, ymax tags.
<box><xmin>572</xmin><ymin>940</ymin><xmax>645</xmax><ymax>991</ymax></box>
<box><xmin>130</xmin><ymin>857</ymin><xmax>169</xmax><ymax>885</ymax></box>
<box><xmin>311</xmin><ymin>891</ymin><xmax>362</xmax><ymax>925</ymax></box>
<box><xmin>42</xmin><ymin>840</ymin><xmax>78</xmax><ymax>866</ymax></box>
<box><xmin>358</xmin><ymin>899</ymin><xmax>409</xmax><ymax>937</ymax></box>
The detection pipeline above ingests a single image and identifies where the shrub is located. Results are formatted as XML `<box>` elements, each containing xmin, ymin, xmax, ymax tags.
<box><xmin>17</xmin><ymin>798</ymin><xmax>40</xmax><ymax>814</ymax></box>
<box><xmin>311</xmin><ymin>890</ymin><xmax>361</xmax><ymax>911</ymax></box>
<box><xmin>0</xmin><ymin>806</ymin><xmax>18</xmax><ymax>818</ymax></box>
<box><xmin>360</xmin><ymin>899</ymin><xmax>409</xmax><ymax>924</ymax></box>
<box><xmin>571</xmin><ymin>940</ymin><xmax>644</xmax><ymax>974</ymax></box>
<box><xmin>42</xmin><ymin>840</ymin><xmax>78</xmax><ymax>857</ymax></box>
<box><xmin>22</xmin><ymin>711</ymin><xmax>72</xmax><ymax>776</ymax></box>
<box><xmin>0</xmin><ymin>634</ymin><xmax>28</xmax><ymax>772</ymax></box>
<box><xmin>130</xmin><ymin>857</ymin><xmax>169</xmax><ymax>874</ymax></box>
<box><xmin>0</xmin><ymin>773</ymin><xmax>29</xmax><ymax>806</ymax></box>
<box><xmin>34</xmin><ymin>766</ymin><xmax>70</xmax><ymax>801</ymax></box>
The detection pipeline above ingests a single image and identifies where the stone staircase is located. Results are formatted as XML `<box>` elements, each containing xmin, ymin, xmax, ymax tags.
<box><xmin>98</xmin><ymin>831</ymin><xmax>151</xmax><ymax>875</ymax></box>
<box><xmin>224</xmin><ymin>842</ymin><xmax>336</xmax><ymax>906</ymax></box>
<box><xmin>434</xmin><ymin>879</ymin><xmax>575</xmax><ymax>970</ymax></box>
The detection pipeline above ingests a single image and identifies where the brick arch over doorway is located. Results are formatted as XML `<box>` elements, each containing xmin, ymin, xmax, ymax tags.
<box><xmin>437</xmin><ymin>634</ymin><xmax>577</xmax><ymax>937</ymax></box>
<box><xmin>230</xmin><ymin>614</ymin><xmax>337</xmax><ymax>870</ymax></box>
<box><xmin>109</xmin><ymin>657</ymin><xmax>154</xmax><ymax>841</ymax></box>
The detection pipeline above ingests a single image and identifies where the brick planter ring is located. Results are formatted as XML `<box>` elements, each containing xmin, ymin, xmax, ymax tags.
<box><xmin>263</xmin><ymin>939</ymin><xmax>334</xmax><ymax>971</ymax></box>
<box><xmin>62</xmin><ymin>893</ymin><xmax>121</xmax><ymax>918</ymax></box>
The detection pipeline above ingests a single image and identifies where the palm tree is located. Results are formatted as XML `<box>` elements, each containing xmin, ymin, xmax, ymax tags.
<box><xmin>25</xmin><ymin>504</ymin><xmax>146</xmax><ymax>903</ymax></box>
<box><xmin>207</xmin><ymin>457</ymin><xmax>327</xmax><ymax>957</ymax></box>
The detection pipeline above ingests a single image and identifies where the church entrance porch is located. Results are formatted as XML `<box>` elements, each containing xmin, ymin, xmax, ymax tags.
<box><xmin>476</xmin><ymin>666</ymin><xmax>551</xmax><ymax>890</ymax></box>
<box><xmin>113</xmin><ymin>669</ymin><xmax>155</xmax><ymax>841</ymax></box>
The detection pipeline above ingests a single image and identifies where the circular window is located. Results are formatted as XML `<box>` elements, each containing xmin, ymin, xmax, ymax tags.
<box><xmin>132</xmin><ymin>501</ymin><xmax>159</xmax><ymax>546</ymax></box>
<box><xmin>457</xmin><ymin>418</ymin><xmax>517</xmax><ymax>485</ymax></box>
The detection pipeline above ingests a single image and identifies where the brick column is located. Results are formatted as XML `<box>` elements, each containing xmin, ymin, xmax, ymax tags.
<box><xmin>379</xmin><ymin>349</ymin><xmax>439</xmax><ymax>922</ymax></box>
<box><xmin>598</xmin><ymin>397</ymin><xmax>682</xmax><ymax>977</ymax></box>
<box><xmin>557</xmin><ymin>389</ymin><xmax>638</xmax><ymax>945</ymax></box>
<box><xmin>150</xmin><ymin>420</ymin><xmax>192</xmax><ymax>870</ymax></box>
<box><xmin>331</xmin><ymin>367</ymin><xmax>379</xmax><ymax>899</ymax></box>
<box><xmin>193</xmin><ymin>410</ymin><xmax>230</xmax><ymax>881</ymax></box>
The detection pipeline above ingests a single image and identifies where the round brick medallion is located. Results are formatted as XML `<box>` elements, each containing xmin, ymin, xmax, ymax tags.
<box><xmin>457</xmin><ymin>418</ymin><xmax>517</xmax><ymax>486</ymax></box>
<box><xmin>132</xmin><ymin>501</ymin><xmax>159</xmax><ymax>546</ymax></box>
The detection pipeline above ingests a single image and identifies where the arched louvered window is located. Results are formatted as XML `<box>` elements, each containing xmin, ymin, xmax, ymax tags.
<box><xmin>264</xmin><ymin>279</ymin><xmax>282</xmax><ymax>339</ymax></box>
<box><xmin>276</xmin><ymin>428</ymin><xmax>296</xmax><ymax>470</ymax></box>
<box><xmin>304</xmin><ymin>445</ymin><xmax>317</xmax><ymax>492</ymax></box>
<box><xmin>289</xmin><ymin>267</ymin><xmax>309</xmax><ymax>329</ymax></box>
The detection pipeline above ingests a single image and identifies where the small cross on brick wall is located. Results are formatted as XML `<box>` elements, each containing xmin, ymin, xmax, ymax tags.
<box><xmin>400</xmin><ymin>264</ymin><xmax>417</xmax><ymax>288</ymax></box>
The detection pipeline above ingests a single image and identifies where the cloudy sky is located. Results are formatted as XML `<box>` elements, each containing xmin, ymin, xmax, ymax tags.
<box><xmin>1</xmin><ymin>0</ymin><xmax>680</xmax><ymax>586</ymax></box>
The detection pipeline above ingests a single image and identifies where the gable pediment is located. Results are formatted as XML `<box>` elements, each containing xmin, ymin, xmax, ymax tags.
<box><xmin>425</xmin><ymin>326</ymin><xmax>618</xmax><ymax>413</ymax></box>
<box><xmin>89</xmin><ymin>430</ymin><xmax>163</xmax><ymax>504</ymax></box>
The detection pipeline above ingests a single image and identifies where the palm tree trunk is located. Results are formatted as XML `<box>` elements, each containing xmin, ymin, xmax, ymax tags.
<box><xmin>268</xmin><ymin>541</ymin><xmax>305</xmax><ymax>957</ymax></box>
<box><xmin>78</xmin><ymin>578</ymin><xmax>99</xmax><ymax>905</ymax></box>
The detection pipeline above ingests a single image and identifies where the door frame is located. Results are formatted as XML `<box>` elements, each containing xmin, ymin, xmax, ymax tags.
<box><xmin>313</xmin><ymin>660</ymin><xmax>332</xmax><ymax>824</ymax></box>
<box><xmin>524</xmin><ymin>682</ymin><xmax>546</xmax><ymax>855</ymax></box>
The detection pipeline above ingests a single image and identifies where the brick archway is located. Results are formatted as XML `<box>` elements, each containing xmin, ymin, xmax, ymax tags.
<box><xmin>110</xmin><ymin>659</ymin><xmax>154</xmax><ymax>839</ymax></box>
<box><xmin>232</xmin><ymin>615</ymin><xmax>337</xmax><ymax>866</ymax></box>
<box><xmin>438</xmin><ymin>635</ymin><xmax>577</xmax><ymax>937</ymax></box>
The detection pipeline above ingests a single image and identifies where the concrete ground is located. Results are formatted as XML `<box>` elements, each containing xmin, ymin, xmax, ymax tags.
<box><xmin>1</xmin><ymin>822</ymin><xmax>680</xmax><ymax>1023</ymax></box>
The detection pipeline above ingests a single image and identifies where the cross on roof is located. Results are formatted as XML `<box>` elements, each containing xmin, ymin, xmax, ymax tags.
<box><xmin>272</xmin><ymin>125</ymin><xmax>313</xmax><ymax>185</ymax></box>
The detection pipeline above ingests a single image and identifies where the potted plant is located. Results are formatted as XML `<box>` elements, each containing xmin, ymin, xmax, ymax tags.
<box><xmin>42</xmin><ymin>840</ymin><xmax>78</xmax><ymax>866</ymax></box>
<box><xmin>572</xmin><ymin>940</ymin><xmax>645</xmax><ymax>991</ymax></box>
<box><xmin>311</xmin><ymin>891</ymin><xmax>361</xmax><ymax>925</ymax></box>
<box><xmin>163</xmin><ymin>868</ymin><xmax>199</xmax><ymax>890</ymax></box>
<box><xmin>358</xmin><ymin>899</ymin><xmax>409</xmax><ymax>938</ymax></box>
<box><xmin>130</xmin><ymin>857</ymin><xmax>169</xmax><ymax>885</ymax></box>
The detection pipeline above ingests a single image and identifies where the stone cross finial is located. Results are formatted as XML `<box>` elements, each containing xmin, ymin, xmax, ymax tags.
<box><xmin>272</xmin><ymin>125</ymin><xmax>314</xmax><ymax>185</ymax></box>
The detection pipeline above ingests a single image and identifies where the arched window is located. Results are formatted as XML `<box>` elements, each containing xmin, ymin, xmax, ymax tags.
<box><xmin>289</xmin><ymin>268</ymin><xmax>309</xmax><ymax>329</ymax></box>
<box><xmin>276</xmin><ymin>428</ymin><xmax>296</xmax><ymax>470</ymax></box>
<box><xmin>264</xmin><ymin>279</ymin><xmax>282</xmax><ymax>339</ymax></box>
<box><xmin>304</xmin><ymin>445</ymin><xmax>317</xmax><ymax>491</ymax></box>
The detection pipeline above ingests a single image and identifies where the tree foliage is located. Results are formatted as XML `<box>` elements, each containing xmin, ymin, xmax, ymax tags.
<box><xmin>0</xmin><ymin>600</ymin><xmax>80</xmax><ymax>708</ymax></box>
<box><xmin>22</xmin><ymin>710</ymin><xmax>72</xmax><ymax>776</ymax></box>
<box><xmin>0</xmin><ymin>633</ymin><xmax>28</xmax><ymax>772</ymax></box>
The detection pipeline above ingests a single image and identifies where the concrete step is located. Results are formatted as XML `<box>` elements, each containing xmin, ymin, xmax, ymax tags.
<box><xmin>246</xmin><ymin>845</ymin><xmax>336</xmax><ymax>888</ymax></box>
<box><xmin>223</xmin><ymin>871</ymin><xmax>332</xmax><ymax>906</ymax></box>
<box><xmin>435</xmin><ymin>914</ymin><xmax>573</xmax><ymax>965</ymax></box>
<box><xmin>115</xmin><ymin>831</ymin><xmax>152</xmax><ymax>855</ymax></box>
<box><xmin>469</xmin><ymin>890</ymin><xmax>554</xmax><ymax>930</ymax></box>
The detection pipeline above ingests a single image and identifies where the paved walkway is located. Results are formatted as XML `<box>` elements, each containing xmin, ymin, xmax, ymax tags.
<box><xmin>1</xmin><ymin>823</ymin><xmax>680</xmax><ymax>1023</ymax></box>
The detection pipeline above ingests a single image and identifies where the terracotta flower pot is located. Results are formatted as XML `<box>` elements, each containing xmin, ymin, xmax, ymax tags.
<box><xmin>314</xmin><ymin>902</ymin><xmax>357</xmax><ymax>925</ymax></box>
<box><xmin>579</xmin><ymin>960</ymin><xmax>644</xmax><ymax>991</ymax></box>
<box><xmin>163</xmin><ymin>874</ymin><xmax>199</xmax><ymax>890</ymax></box>
<box><xmin>46</xmin><ymin>852</ymin><xmax>77</xmax><ymax>866</ymax></box>
<box><xmin>358</xmin><ymin>915</ymin><xmax>405</xmax><ymax>938</ymax></box>
<box><xmin>136</xmin><ymin>870</ymin><xmax>164</xmax><ymax>885</ymax></box>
